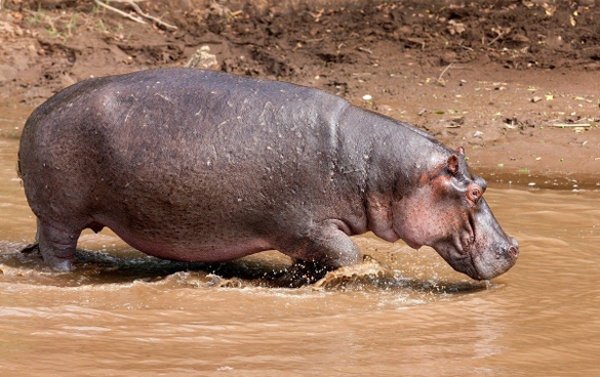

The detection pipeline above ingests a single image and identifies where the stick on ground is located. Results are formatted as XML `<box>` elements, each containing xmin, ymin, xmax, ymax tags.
<box><xmin>94</xmin><ymin>0</ymin><xmax>146</xmax><ymax>25</ymax></box>
<box><xmin>127</xmin><ymin>1</ymin><xmax>178</xmax><ymax>30</ymax></box>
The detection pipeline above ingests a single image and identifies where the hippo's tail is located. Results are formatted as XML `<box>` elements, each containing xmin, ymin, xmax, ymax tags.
<box><xmin>20</xmin><ymin>242</ymin><xmax>39</xmax><ymax>254</ymax></box>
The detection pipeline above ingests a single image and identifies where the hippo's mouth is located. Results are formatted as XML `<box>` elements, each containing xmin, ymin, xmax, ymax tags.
<box><xmin>432</xmin><ymin>239</ymin><xmax>518</xmax><ymax>281</ymax></box>
<box><xmin>431</xmin><ymin>241</ymin><xmax>483</xmax><ymax>280</ymax></box>
<box><xmin>447</xmin><ymin>252</ymin><xmax>482</xmax><ymax>280</ymax></box>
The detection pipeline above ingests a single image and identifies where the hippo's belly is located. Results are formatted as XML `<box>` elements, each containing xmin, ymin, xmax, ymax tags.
<box><xmin>94</xmin><ymin>215</ymin><xmax>273</xmax><ymax>262</ymax></box>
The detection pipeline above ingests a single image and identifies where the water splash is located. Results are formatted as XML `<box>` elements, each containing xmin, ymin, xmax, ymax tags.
<box><xmin>0</xmin><ymin>241</ymin><xmax>487</xmax><ymax>295</ymax></box>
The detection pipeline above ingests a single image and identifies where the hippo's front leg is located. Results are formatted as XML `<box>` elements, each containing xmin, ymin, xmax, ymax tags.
<box><xmin>278</xmin><ymin>219</ymin><xmax>362</xmax><ymax>285</ymax></box>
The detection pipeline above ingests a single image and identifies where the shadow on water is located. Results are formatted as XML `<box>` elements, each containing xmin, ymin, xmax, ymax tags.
<box><xmin>0</xmin><ymin>241</ymin><xmax>488</xmax><ymax>295</ymax></box>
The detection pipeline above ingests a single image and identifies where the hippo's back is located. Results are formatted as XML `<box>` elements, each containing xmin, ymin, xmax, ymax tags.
<box><xmin>18</xmin><ymin>68</ymin><xmax>355</xmax><ymax>260</ymax></box>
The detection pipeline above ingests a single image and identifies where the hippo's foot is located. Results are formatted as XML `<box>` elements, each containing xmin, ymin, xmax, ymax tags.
<box><xmin>36</xmin><ymin>220</ymin><xmax>81</xmax><ymax>272</ymax></box>
<box><xmin>41</xmin><ymin>252</ymin><xmax>74</xmax><ymax>272</ymax></box>
<box><xmin>18</xmin><ymin>241</ymin><xmax>73</xmax><ymax>271</ymax></box>
<box><xmin>278</xmin><ymin>220</ymin><xmax>363</xmax><ymax>287</ymax></box>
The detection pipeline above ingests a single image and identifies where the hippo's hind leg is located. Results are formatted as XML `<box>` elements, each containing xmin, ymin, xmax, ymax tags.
<box><xmin>35</xmin><ymin>219</ymin><xmax>82</xmax><ymax>272</ymax></box>
<box><xmin>279</xmin><ymin>220</ymin><xmax>362</xmax><ymax>284</ymax></box>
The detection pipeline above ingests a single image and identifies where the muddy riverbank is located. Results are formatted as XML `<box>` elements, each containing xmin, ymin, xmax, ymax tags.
<box><xmin>1</xmin><ymin>0</ymin><xmax>600</xmax><ymax>187</ymax></box>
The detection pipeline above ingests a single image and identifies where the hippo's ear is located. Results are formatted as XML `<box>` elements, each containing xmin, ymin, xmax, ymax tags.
<box><xmin>457</xmin><ymin>146</ymin><xmax>465</xmax><ymax>155</ymax></box>
<box><xmin>447</xmin><ymin>155</ymin><xmax>459</xmax><ymax>176</ymax></box>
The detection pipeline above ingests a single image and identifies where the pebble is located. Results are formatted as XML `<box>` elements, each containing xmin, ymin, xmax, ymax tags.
<box><xmin>531</xmin><ymin>96</ymin><xmax>542</xmax><ymax>103</ymax></box>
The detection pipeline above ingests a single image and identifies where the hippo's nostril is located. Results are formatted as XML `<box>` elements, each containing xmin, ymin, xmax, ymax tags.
<box><xmin>507</xmin><ymin>246</ymin><xmax>519</xmax><ymax>258</ymax></box>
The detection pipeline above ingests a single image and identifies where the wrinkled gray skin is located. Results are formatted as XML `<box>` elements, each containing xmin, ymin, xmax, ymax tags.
<box><xmin>18</xmin><ymin>68</ymin><xmax>518</xmax><ymax>279</ymax></box>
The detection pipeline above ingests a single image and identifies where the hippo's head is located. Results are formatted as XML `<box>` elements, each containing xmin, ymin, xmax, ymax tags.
<box><xmin>392</xmin><ymin>148</ymin><xmax>518</xmax><ymax>280</ymax></box>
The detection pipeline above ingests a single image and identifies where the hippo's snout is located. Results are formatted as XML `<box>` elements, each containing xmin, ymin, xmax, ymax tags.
<box><xmin>469</xmin><ymin>237</ymin><xmax>519</xmax><ymax>281</ymax></box>
<box><xmin>433</xmin><ymin>227</ymin><xmax>519</xmax><ymax>281</ymax></box>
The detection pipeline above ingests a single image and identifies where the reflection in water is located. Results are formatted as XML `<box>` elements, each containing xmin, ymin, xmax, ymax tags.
<box><xmin>1</xmin><ymin>105</ymin><xmax>600</xmax><ymax>376</ymax></box>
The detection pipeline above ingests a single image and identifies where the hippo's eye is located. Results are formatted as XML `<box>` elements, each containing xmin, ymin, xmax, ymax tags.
<box><xmin>468</xmin><ymin>187</ymin><xmax>482</xmax><ymax>204</ymax></box>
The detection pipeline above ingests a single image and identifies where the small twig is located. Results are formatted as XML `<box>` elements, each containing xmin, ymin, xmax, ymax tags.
<box><xmin>488</xmin><ymin>32</ymin><xmax>505</xmax><ymax>46</ymax></box>
<box><xmin>127</xmin><ymin>1</ymin><xmax>178</xmax><ymax>30</ymax></box>
<box><xmin>400</xmin><ymin>36</ymin><xmax>426</xmax><ymax>50</ymax></box>
<box><xmin>310</xmin><ymin>8</ymin><xmax>324</xmax><ymax>22</ymax></box>
<box><xmin>357</xmin><ymin>46</ymin><xmax>373</xmax><ymax>55</ymax></box>
<box><xmin>94</xmin><ymin>0</ymin><xmax>146</xmax><ymax>24</ymax></box>
<box><xmin>303</xmin><ymin>38</ymin><xmax>324</xmax><ymax>43</ymax></box>
<box><xmin>437</xmin><ymin>63</ymin><xmax>453</xmax><ymax>83</ymax></box>
<box><xmin>550</xmin><ymin>123</ymin><xmax>592</xmax><ymax>128</ymax></box>
<box><xmin>186</xmin><ymin>40</ymin><xmax>222</xmax><ymax>46</ymax></box>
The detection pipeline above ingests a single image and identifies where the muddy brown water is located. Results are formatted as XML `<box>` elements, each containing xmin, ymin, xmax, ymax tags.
<box><xmin>1</xmin><ymin>104</ymin><xmax>599</xmax><ymax>376</ymax></box>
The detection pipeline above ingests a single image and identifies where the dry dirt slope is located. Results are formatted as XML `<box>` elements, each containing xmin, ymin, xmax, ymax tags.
<box><xmin>1</xmin><ymin>0</ymin><xmax>599</xmax><ymax>187</ymax></box>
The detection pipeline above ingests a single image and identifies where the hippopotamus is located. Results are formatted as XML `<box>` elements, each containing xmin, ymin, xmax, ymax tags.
<box><xmin>18</xmin><ymin>68</ymin><xmax>518</xmax><ymax>280</ymax></box>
